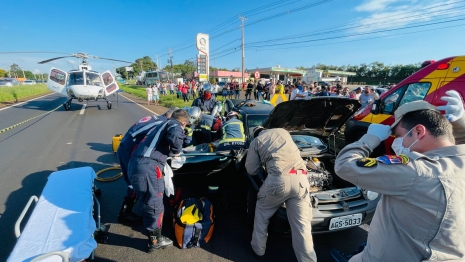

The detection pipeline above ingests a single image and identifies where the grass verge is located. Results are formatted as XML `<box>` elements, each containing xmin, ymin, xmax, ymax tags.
<box><xmin>119</xmin><ymin>84</ymin><xmax>189</xmax><ymax>108</ymax></box>
<box><xmin>0</xmin><ymin>84</ymin><xmax>50</xmax><ymax>103</ymax></box>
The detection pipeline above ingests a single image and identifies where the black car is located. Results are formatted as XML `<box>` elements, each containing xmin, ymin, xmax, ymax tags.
<box><xmin>168</xmin><ymin>98</ymin><xmax>380</xmax><ymax>234</ymax></box>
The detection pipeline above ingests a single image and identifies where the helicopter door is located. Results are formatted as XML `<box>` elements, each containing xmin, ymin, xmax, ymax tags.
<box><xmin>47</xmin><ymin>68</ymin><xmax>68</xmax><ymax>96</ymax></box>
<box><xmin>101</xmin><ymin>70</ymin><xmax>119</xmax><ymax>96</ymax></box>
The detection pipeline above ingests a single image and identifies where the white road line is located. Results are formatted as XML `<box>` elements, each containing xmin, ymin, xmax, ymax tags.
<box><xmin>119</xmin><ymin>94</ymin><xmax>160</xmax><ymax>115</ymax></box>
<box><xmin>0</xmin><ymin>93</ymin><xmax>54</xmax><ymax>112</ymax></box>
<box><xmin>79</xmin><ymin>104</ymin><xmax>87</xmax><ymax>115</ymax></box>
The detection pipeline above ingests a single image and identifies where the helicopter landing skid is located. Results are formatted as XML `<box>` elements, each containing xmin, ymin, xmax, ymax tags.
<box><xmin>63</xmin><ymin>99</ymin><xmax>72</xmax><ymax>111</ymax></box>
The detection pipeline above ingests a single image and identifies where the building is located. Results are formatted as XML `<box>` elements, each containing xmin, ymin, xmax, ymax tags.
<box><xmin>304</xmin><ymin>68</ymin><xmax>356</xmax><ymax>85</ymax></box>
<box><xmin>247</xmin><ymin>66</ymin><xmax>306</xmax><ymax>83</ymax></box>
<box><xmin>210</xmin><ymin>70</ymin><xmax>250</xmax><ymax>83</ymax></box>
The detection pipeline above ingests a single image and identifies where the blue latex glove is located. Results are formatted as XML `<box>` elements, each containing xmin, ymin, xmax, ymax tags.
<box><xmin>367</xmin><ymin>124</ymin><xmax>391</xmax><ymax>141</ymax></box>
<box><xmin>436</xmin><ymin>90</ymin><xmax>464</xmax><ymax>122</ymax></box>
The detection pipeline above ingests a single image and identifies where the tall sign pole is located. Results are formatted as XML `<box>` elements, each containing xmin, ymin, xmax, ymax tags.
<box><xmin>239</xmin><ymin>15</ymin><xmax>247</xmax><ymax>84</ymax></box>
<box><xmin>196</xmin><ymin>33</ymin><xmax>210</xmax><ymax>83</ymax></box>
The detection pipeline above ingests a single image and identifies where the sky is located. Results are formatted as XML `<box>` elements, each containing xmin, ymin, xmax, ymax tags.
<box><xmin>1</xmin><ymin>0</ymin><xmax>465</xmax><ymax>75</ymax></box>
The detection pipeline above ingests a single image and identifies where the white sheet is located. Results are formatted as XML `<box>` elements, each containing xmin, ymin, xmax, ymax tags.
<box><xmin>8</xmin><ymin>166</ymin><xmax>98</xmax><ymax>262</ymax></box>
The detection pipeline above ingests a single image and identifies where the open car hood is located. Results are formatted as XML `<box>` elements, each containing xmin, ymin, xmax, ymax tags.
<box><xmin>262</xmin><ymin>97</ymin><xmax>361</xmax><ymax>138</ymax></box>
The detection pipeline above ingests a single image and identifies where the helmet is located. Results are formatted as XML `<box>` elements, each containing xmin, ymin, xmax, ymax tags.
<box><xmin>203</xmin><ymin>83</ymin><xmax>213</xmax><ymax>100</ymax></box>
<box><xmin>187</xmin><ymin>106</ymin><xmax>202</xmax><ymax>124</ymax></box>
<box><xmin>226</xmin><ymin>111</ymin><xmax>239</xmax><ymax>121</ymax></box>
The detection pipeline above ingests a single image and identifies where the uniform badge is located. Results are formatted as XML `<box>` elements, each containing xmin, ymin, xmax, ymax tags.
<box><xmin>376</xmin><ymin>154</ymin><xmax>409</xmax><ymax>165</ymax></box>
<box><xmin>356</xmin><ymin>157</ymin><xmax>377</xmax><ymax>167</ymax></box>
<box><xmin>138</xmin><ymin>116</ymin><xmax>152</xmax><ymax>123</ymax></box>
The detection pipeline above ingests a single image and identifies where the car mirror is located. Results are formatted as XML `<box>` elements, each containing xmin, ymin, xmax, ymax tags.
<box><xmin>371</xmin><ymin>100</ymin><xmax>380</xmax><ymax>115</ymax></box>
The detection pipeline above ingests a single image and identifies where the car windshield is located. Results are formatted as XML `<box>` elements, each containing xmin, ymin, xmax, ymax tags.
<box><xmin>85</xmin><ymin>72</ymin><xmax>102</xmax><ymax>86</ymax></box>
<box><xmin>291</xmin><ymin>135</ymin><xmax>325</xmax><ymax>148</ymax></box>
<box><xmin>247</xmin><ymin>115</ymin><xmax>269</xmax><ymax>136</ymax></box>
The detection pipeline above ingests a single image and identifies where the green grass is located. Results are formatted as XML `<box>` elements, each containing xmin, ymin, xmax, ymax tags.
<box><xmin>119</xmin><ymin>84</ymin><xmax>188</xmax><ymax>108</ymax></box>
<box><xmin>0</xmin><ymin>84</ymin><xmax>50</xmax><ymax>103</ymax></box>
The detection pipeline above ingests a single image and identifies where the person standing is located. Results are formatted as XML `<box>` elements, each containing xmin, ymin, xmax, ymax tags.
<box><xmin>275</xmin><ymin>80</ymin><xmax>284</xmax><ymax>94</ymax></box>
<box><xmin>181</xmin><ymin>83</ymin><xmax>189</xmax><ymax>103</ymax></box>
<box><xmin>268</xmin><ymin>79</ymin><xmax>276</xmax><ymax>100</ymax></box>
<box><xmin>246</xmin><ymin>80</ymin><xmax>254</xmax><ymax>100</ymax></box>
<box><xmin>334</xmin><ymin>100</ymin><xmax>465</xmax><ymax>261</ymax></box>
<box><xmin>169</xmin><ymin>81</ymin><xmax>175</xmax><ymax>95</ymax></box>
<box><xmin>213</xmin><ymin>82</ymin><xmax>219</xmax><ymax>98</ymax></box>
<box><xmin>289</xmin><ymin>85</ymin><xmax>299</xmax><ymax>100</ymax></box>
<box><xmin>359</xmin><ymin>86</ymin><xmax>378</xmax><ymax>109</ymax></box>
<box><xmin>256</xmin><ymin>81</ymin><xmax>265</xmax><ymax>101</ymax></box>
<box><xmin>146</xmin><ymin>85</ymin><xmax>153</xmax><ymax>105</ymax></box>
<box><xmin>116</xmin><ymin>108</ymin><xmax>178</xmax><ymax>223</ymax></box>
<box><xmin>128</xmin><ymin>109</ymin><xmax>189</xmax><ymax>253</ymax></box>
<box><xmin>245</xmin><ymin>127</ymin><xmax>316</xmax><ymax>261</ymax></box>
<box><xmin>152</xmin><ymin>83</ymin><xmax>160</xmax><ymax>105</ymax></box>
<box><xmin>234</xmin><ymin>80</ymin><xmax>240</xmax><ymax>99</ymax></box>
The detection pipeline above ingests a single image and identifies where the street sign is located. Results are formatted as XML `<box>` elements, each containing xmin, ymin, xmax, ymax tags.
<box><xmin>254</xmin><ymin>71</ymin><xmax>260</xmax><ymax>79</ymax></box>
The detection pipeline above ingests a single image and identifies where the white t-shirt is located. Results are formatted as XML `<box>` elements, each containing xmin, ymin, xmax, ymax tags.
<box><xmin>169</xmin><ymin>83</ymin><xmax>175</xmax><ymax>90</ymax></box>
<box><xmin>153</xmin><ymin>86</ymin><xmax>159</xmax><ymax>95</ymax></box>
<box><xmin>146</xmin><ymin>87</ymin><xmax>153</xmax><ymax>95</ymax></box>
<box><xmin>213</xmin><ymin>84</ymin><xmax>219</xmax><ymax>93</ymax></box>
<box><xmin>290</xmin><ymin>89</ymin><xmax>299</xmax><ymax>100</ymax></box>
<box><xmin>355</xmin><ymin>93</ymin><xmax>362</xmax><ymax>100</ymax></box>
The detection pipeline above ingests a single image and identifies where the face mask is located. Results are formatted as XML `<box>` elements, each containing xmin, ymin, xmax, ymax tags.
<box><xmin>391</xmin><ymin>127</ymin><xmax>419</xmax><ymax>155</ymax></box>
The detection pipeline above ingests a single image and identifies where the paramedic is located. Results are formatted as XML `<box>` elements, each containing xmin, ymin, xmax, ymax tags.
<box><xmin>193</xmin><ymin>113</ymin><xmax>215</xmax><ymax>145</ymax></box>
<box><xmin>216</xmin><ymin>111</ymin><xmax>246</xmax><ymax>152</ymax></box>
<box><xmin>116</xmin><ymin>107</ymin><xmax>178</xmax><ymax>223</ymax></box>
<box><xmin>334</xmin><ymin>99</ymin><xmax>465</xmax><ymax>261</ymax></box>
<box><xmin>128</xmin><ymin>109</ymin><xmax>189</xmax><ymax>253</ymax></box>
<box><xmin>245</xmin><ymin>127</ymin><xmax>316</xmax><ymax>262</ymax></box>
<box><xmin>191</xmin><ymin>83</ymin><xmax>220</xmax><ymax>116</ymax></box>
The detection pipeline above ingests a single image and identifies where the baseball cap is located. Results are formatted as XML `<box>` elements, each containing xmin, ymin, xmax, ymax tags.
<box><xmin>391</xmin><ymin>100</ymin><xmax>437</xmax><ymax>129</ymax></box>
<box><xmin>355</xmin><ymin>87</ymin><xmax>362</xmax><ymax>91</ymax></box>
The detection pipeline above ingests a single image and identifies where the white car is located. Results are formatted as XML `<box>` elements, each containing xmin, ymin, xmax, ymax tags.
<box><xmin>23</xmin><ymin>80</ymin><xmax>37</xmax><ymax>85</ymax></box>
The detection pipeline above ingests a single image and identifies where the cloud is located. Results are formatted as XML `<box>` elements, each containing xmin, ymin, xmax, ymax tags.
<box><xmin>355</xmin><ymin>0</ymin><xmax>401</xmax><ymax>12</ymax></box>
<box><xmin>351</xmin><ymin>0</ymin><xmax>465</xmax><ymax>34</ymax></box>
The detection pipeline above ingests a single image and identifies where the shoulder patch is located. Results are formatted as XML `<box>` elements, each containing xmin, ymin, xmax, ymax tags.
<box><xmin>138</xmin><ymin>116</ymin><xmax>152</xmax><ymax>123</ymax></box>
<box><xmin>376</xmin><ymin>154</ymin><xmax>410</xmax><ymax>165</ymax></box>
<box><xmin>356</xmin><ymin>157</ymin><xmax>378</xmax><ymax>168</ymax></box>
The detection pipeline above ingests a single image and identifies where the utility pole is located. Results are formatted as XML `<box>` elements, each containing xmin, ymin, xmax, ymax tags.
<box><xmin>169</xmin><ymin>48</ymin><xmax>173</xmax><ymax>82</ymax></box>
<box><xmin>239</xmin><ymin>15</ymin><xmax>247</xmax><ymax>84</ymax></box>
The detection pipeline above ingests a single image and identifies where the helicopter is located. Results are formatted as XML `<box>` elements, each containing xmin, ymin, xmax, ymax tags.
<box><xmin>39</xmin><ymin>52</ymin><xmax>131</xmax><ymax>110</ymax></box>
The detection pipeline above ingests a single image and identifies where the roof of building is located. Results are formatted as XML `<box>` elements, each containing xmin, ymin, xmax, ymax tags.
<box><xmin>314</xmin><ymin>69</ymin><xmax>356</xmax><ymax>76</ymax></box>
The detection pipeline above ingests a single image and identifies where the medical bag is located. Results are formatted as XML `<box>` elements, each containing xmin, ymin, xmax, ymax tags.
<box><xmin>112</xmin><ymin>134</ymin><xmax>123</xmax><ymax>153</ymax></box>
<box><xmin>173</xmin><ymin>197</ymin><xmax>215</xmax><ymax>249</ymax></box>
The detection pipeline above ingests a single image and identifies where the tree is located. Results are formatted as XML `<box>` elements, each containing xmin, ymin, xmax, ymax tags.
<box><xmin>0</xmin><ymin>68</ymin><xmax>5</xmax><ymax>77</ymax></box>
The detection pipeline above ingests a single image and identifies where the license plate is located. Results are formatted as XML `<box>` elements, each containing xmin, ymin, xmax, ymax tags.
<box><xmin>329</xmin><ymin>213</ymin><xmax>363</xmax><ymax>230</ymax></box>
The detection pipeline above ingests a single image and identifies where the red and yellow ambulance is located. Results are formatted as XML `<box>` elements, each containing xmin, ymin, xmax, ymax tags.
<box><xmin>345</xmin><ymin>56</ymin><xmax>465</xmax><ymax>155</ymax></box>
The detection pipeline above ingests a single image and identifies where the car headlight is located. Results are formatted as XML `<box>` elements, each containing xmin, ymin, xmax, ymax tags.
<box><xmin>365</xmin><ymin>190</ymin><xmax>379</xmax><ymax>201</ymax></box>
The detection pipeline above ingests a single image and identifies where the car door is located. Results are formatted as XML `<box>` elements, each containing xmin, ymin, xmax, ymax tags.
<box><xmin>100</xmin><ymin>70</ymin><xmax>119</xmax><ymax>96</ymax></box>
<box><xmin>47</xmin><ymin>68</ymin><xmax>68</xmax><ymax>96</ymax></box>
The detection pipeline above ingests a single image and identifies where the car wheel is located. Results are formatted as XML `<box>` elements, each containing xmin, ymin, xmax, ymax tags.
<box><xmin>246</xmin><ymin>183</ymin><xmax>257</xmax><ymax>228</ymax></box>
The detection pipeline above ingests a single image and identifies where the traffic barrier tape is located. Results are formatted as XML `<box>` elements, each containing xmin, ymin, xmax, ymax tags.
<box><xmin>0</xmin><ymin>104</ymin><xmax>62</xmax><ymax>134</ymax></box>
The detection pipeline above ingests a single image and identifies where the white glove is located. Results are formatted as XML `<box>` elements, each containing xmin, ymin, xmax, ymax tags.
<box><xmin>367</xmin><ymin>124</ymin><xmax>391</xmax><ymax>141</ymax></box>
<box><xmin>436</xmin><ymin>90</ymin><xmax>464</xmax><ymax>122</ymax></box>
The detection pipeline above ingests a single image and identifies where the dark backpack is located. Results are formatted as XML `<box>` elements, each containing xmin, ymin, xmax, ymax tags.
<box><xmin>173</xmin><ymin>197</ymin><xmax>215</xmax><ymax>249</ymax></box>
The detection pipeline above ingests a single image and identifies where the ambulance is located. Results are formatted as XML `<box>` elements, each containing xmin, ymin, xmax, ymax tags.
<box><xmin>345</xmin><ymin>56</ymin><xmax>465</xmax><ymax>155</ymax></box>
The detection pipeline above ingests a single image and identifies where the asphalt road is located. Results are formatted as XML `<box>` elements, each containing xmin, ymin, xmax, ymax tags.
<box><xmin>0</xmin><ymin>93</ymin><xmax>369</xmax><ymax>262</ymax></box>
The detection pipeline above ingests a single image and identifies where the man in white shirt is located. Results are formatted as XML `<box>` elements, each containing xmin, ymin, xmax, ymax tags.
<box><xmin>296</xmin><ymin>86</ymin><xmax>309</xmax><ymax>100</ymax></box>
<box><xmin>169</xmin><ymin>81</ymin><xmax>175</xmax><ymax>95</ymax></box>
<box><xmin>152</xmin><ymin>83</ymin><xmax>159</xmax><ymax>105</ymax></box>
<box><xmin>290</xmin><ymin>85</ymin><xmax>299</xmax><ymax>100</ymax></box>
<box><xmin>146</xmin><ymin>85</ymin><xmax>153</xmax><ymax>105</ymax></box>
<box><xmin>213</xmin><ymin>82</ymin><xmax>219</xmax><ymax>98</ymax></box>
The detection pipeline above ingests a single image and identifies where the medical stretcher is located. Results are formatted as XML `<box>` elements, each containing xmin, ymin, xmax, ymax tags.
<box><xmin>7</xmin><ymin>166</ymin><xmax>108</xmax><ymax>262</ymax></box>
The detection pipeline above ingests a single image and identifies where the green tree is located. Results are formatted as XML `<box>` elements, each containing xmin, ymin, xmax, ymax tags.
<box><xmin>0</xmin><ymin>68</ymin><xmax>5</xmax><ymax>77</ymax></box>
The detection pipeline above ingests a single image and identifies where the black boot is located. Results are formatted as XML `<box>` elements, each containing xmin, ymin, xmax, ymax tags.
<box><xmin>147</xmin><ymin>227</ymin><xmax>173</xmax><ymax>253</ymax></box>
<box><xmin>117</xmin><ymin>198</ymin><xmax>142</xmax><ymax>223</ymax></box>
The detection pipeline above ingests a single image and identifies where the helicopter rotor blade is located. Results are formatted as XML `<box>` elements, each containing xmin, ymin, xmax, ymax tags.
<box><xmin>38</xmin><ymin>56</ymin><xmax>75</xmax><ymax>64</ymax></box>
<box><xmin>97</xmin><ymin>57</ymin><xmax>132</xmax><ymax>63</ymax></box>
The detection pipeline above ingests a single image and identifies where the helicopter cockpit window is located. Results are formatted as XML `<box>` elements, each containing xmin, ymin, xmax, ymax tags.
<box><xmin>68</xmin><ymin>72</ymin><xmax>84</xmax><ymax>85</ymax></box>
<box><xmin>102</xmin><ymin>72</ymin><xmax>114</xmax><ymax>86</ymax></box>
<box><xmin>85</xmin><ymin>72</ymin><xmax>102</xmax><ymax>86</ymax></box>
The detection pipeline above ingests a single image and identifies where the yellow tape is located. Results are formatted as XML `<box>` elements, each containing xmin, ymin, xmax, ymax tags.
<box><xmin>0</xmin><ymin>104</ymin><xmax>62</xmax><ymax>134</ymax></box>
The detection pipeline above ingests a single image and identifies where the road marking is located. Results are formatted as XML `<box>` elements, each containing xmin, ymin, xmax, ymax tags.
<box><xmin>67</xmin><ymin>142</ymin><xmax>72</xmax><ymax>145</ymax></box>
<box><xmin>119</xmin><ymin>94</ymin><xmax>159</xmax><ymax>116</ymax></box>
<box><xmin>0</xmin><ymin>93</ymin><xmax>54</xmax><ymax>112</ymax></box>
<box><xmin>0</xmin><ymin>104</ymin><xmax>62</xmax><ymax>135</ymax></box>
<box><xmin>79</xmin><ymin>104</ymin><xmax>87</xmax><ymax>115</ymax></box>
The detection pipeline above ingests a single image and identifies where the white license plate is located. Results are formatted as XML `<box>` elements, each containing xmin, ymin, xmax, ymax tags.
<box><xmin>329</xmin><ymin>213</ymin><xmax>363</xmax><ymax>230</ymax></box>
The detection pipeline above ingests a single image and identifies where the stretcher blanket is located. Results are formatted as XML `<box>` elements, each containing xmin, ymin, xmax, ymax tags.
<box><xmin>8</xmin><ymin>167</ymin><xmax>98</xmax><ymax>262</ymax></box>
